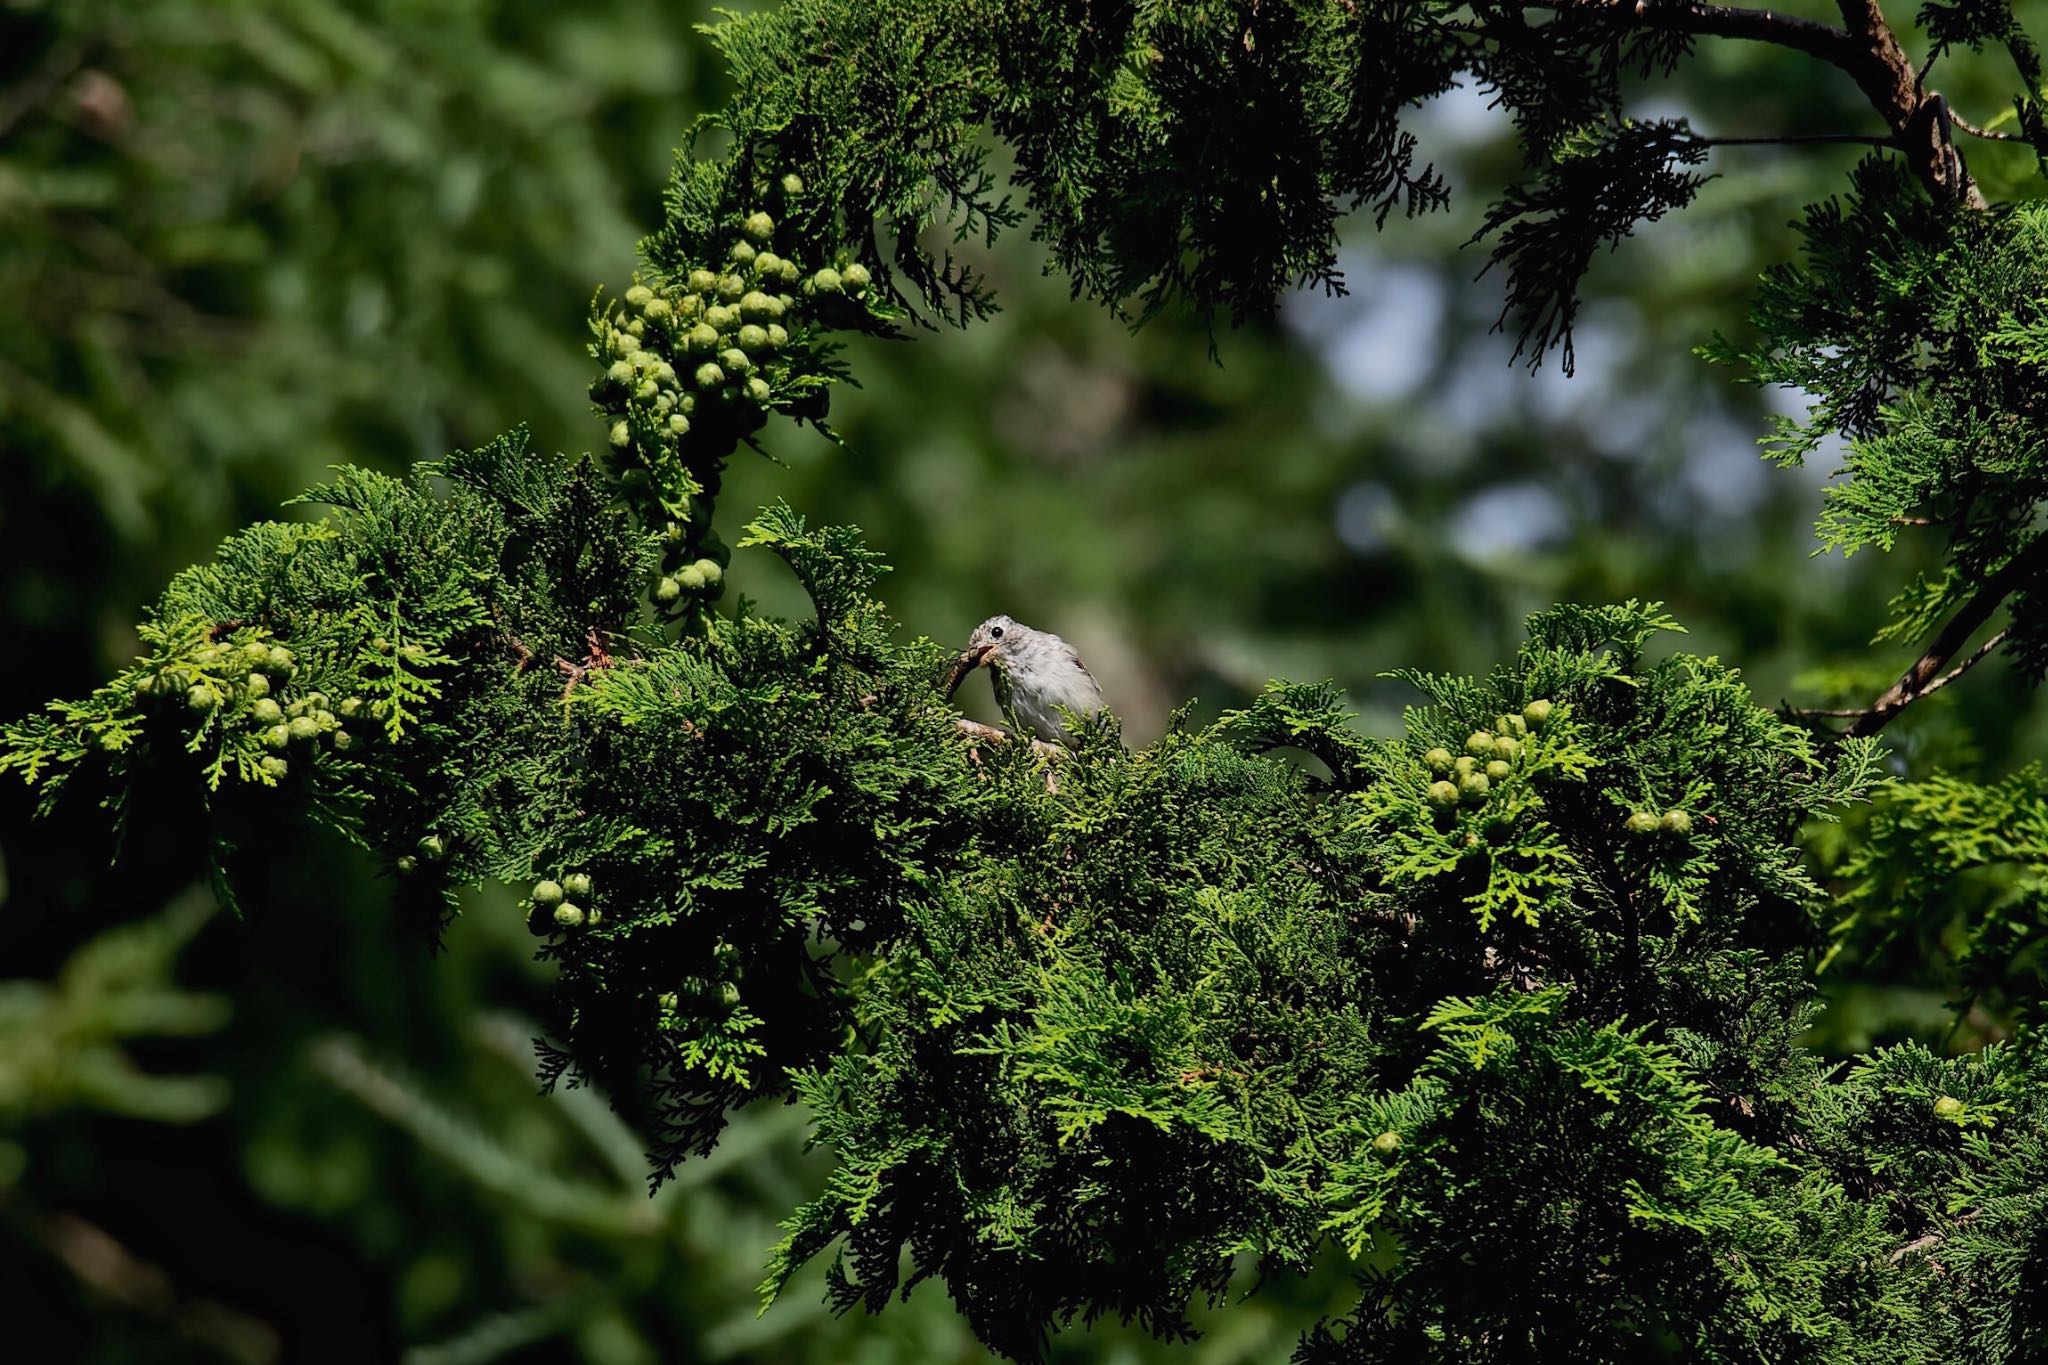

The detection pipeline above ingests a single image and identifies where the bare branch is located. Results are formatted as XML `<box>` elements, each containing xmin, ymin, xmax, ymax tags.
<box><xmin>1529</xmin><ymin>0</ymin><xmax>1984</xmax><ymax>205</ymax></box>
<box><xmin>1948</xmin><ymin>106</ymin><xmax>2020</xmax><ymax>142</ymax></box>
<box><xmin>1700</xmin><ymin>132</ymin><xmax>1899</xmax><ymax>147</ymax></box>
<box><xmin>1917</xmin><ymin>627</ymin><xmax>2010</xmax><ymax>700</ymax></box>
<box><xmin>1845</xmin><ymin>536</ymin><xmax>2048</xmax><ymax>736</ymax></box>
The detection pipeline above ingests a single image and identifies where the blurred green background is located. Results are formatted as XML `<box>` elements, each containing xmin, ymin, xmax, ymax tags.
<box><xmin>3</xmin><ymin>0</ymin><xmax>2042</xmax><ymax>1359</ymax></box>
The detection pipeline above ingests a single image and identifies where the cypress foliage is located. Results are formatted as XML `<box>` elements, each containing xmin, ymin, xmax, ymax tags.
<box><xmin>9</xmin><ymin>1</ymin><xmax>2048</xmax><ymax>1359</ymax></box>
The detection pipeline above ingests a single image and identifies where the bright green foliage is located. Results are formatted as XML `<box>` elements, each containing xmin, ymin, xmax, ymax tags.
<box><xmin>1713</xmin><ymin>161</ymin><xmax>2048</xmax><ymax>674</ymax></box>
<box><xmin>1826</xmin><ymin>766</ymin><xmax>2048</xmax><ymax>1031</ymax></box>
<box><xmin>1309</xmin><ymin>990</ymin><xmax>1899</xmax><ymax>1365</ymax></box>
<box><xmin>12</xmin><ymin>0</ymin><xmax>2048</xmax><ymax>1361</ymax></box>
<box><xmin>763</xmin><ymin>602</ymin><xmax>1894</xmax><ymax>1359</ymax></box>
<box><xmin>15</xmin><ymin>418</ymin><xmax>2033</xmax><ymax>1356</ymax></box>
<box><xmin>674</xmin><ymin>0</ymin><xmax>1711</xmax><ymax>347</ymax></box>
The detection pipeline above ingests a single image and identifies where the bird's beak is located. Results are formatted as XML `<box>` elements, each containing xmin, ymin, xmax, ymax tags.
<box><xmin>942</xmin><ymin>643</ymin><xmax>994</xmax><ymax>699</ymax></box>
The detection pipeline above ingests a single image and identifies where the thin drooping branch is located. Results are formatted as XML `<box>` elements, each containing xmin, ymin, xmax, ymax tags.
<box><xmin>1794</xmin><ymin>627</ymin><xmax>2014</xmax><ymax>722</ymax></box>
<box><xmin>1530</xmin><ymin>0</ymin><xmax>1984</xmax><ymax>205</ymax></box>
<box><xmin>1536</xmin><ymin>0</ymin><xmax>1861</xmax><ymax>66</ymax></box>
<box><xmin>1919</xmin><ymin>628</ymin><xmax>2011</xmax><ymax>698</ymax></box>
<box><xmin>1948</xmin><ymin>106</ymin><xmax>2020</xmax><ymax>142</ymax></box>
<box><xmin>1843</xmin><ymin>537</ymin><xmax>2048</xmax><ymax>736</ymax></box>
<box><xmin>1700</xmin><ymin>133</ymin><xmax>1899</xmax><ymax>147</ymax></box>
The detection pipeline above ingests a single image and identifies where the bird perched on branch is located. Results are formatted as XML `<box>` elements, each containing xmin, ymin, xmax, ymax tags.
<box><xmin>944</xmin><ymin>615</ymin><xmax>1106</xmax><ymax>747</ymax></box>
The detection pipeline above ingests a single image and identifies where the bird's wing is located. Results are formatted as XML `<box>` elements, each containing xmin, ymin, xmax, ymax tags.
<box><xmin>1060</xmin><ymin>643</ymin><xmax>1106</xmax><ymax>711</ymax></box>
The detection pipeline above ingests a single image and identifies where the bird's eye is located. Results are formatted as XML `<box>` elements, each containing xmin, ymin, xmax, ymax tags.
<box><xmin>991</xmin><ymin>626</ymin><xmax>1004</xmax><ymax>639</ymax></box>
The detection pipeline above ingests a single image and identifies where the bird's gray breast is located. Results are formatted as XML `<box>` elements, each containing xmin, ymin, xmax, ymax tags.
<box><xmin>996</xmin><ymin>634</ymin><xmax>1105</xmax><ymax>744</ymax></box>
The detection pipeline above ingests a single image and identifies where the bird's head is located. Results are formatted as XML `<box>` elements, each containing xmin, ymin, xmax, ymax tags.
<box><xmin>944</xmin><ymin>614</ymin><xmax>1022</xmax><ymax>698</ymax></box>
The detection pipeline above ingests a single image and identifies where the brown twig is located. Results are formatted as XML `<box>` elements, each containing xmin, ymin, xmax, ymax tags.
<box><xmin>552</xmin><ymin>627</ymin><xmax>622</xmax><ymax>699</ymax></box>
<box><xmin>952</xmin><ymin>717</ymin><xmax>1067</xmax><ymax>790</ymax></box>
<box><xmin>1530</xmin><ymin>0</ymin><xmax>1982</xmax><ymax>206</ymax></box>
<box><xmin>1797</xmin><ymin>629</ymin><xmax>2013</xmax><ymax>729</ymax></box>
<box><xmin>1947</xmin><ymin>106</ymin><xmax>2019</xmax><ymax>142</ymax></box>
<box><xmin>1843</xmin><ymin>536</ymin><xmax>2048</xmax><ymax>736</ymax></box>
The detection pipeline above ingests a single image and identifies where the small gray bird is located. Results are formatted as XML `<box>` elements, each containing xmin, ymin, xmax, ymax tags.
<box><xmin>944</xmin><ymin>614</ymin><xmax>1106</xmax><ymax>747</ymax></box>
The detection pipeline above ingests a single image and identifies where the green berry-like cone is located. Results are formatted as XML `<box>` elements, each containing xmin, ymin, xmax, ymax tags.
<box><xmin>1424</xmin><ymin>746</ymin><xmax>1454</xmax><ymax>774</ymax></box>
<box><xmin>1458</xmin><ymin>771</ymin><xmax>1490</xmax><ymax>803</ymax></box>
<box><xmin>264</xmin><ymin>724</ymin><xmax>292</xmax><ymax>751</ymax></box>
<box><xmin>655</xmin><ymin>577</ymin><xmax>683</xmax><ymax>605</ymax></box>
<box><xmin>260</xmin><ymin>756</ymin><xmax>289</xmax><ymax>780</ymax></box>
<box><xmin>1465</xmin><ymin>730</ymin><xmax>1495</xmax><ymax>757</ymax></box>
<box><xmin>1453</xmin><ymin>756</ymin><xmax>1478</xmax><ymax>777</ymax></box>
<box><xmin>563</xmin><ymin>872</ymin><xmax>593</xmax><ymax>899</ymax></box>
<box><xmin>245</xmin><ymin>673</ymin><xmax>271</xmax><ymax>699</ymax></box>
<box><xmin>812</xmin><ymin>267</ymin><xmax>843</xmax><ymax>294</ymax></box>
<box><xmin>1660</xmin><ymin>810</ymin><xmax>1692</xmax><ymax>835</ymax></box>
<box><xmin>842</xmin><ymin>262</ymin><xmax>871</xmax><ymax>290</ymax></box>
<box><xmin>395</xmin><ymin>855</ymin><xmax>419</xmax><ymax>876</ymax></box>
<box><xmin>251</xmin><ymin>699</ymin><xmax>283</xmax><ymax>725</ymax></box>
<box><xmin>532</xmin><ymin>879</ymin><xmax>565</xmax><ymax>908</ymax></box>
<box><xmin>1370</xmin><ymin>1131</ymin><xmax>1401</xmax><ymax>1159</ymax></box>
<box><xmin>554</xmin><ymin>902</ymin><xmax>586</xmax><ymax>929</ymax></box>
<box><xmin>693</xmin><ymin>363</ymin><xmax>726</xmax><ymax>390</ymax></box>
<box><xmin>1493</xmin><ymin>736</ymin><xmax>1521</xmax><ymax>761</ymax></box>
<box><xmin>1427</xmin><ymin>780</ymin><xmax>1461</xmax><ymax>809</ymax></box>
<box><xmin>288</xmin><ymin>716</ymin><xmax>319</xmax><ymax>743</ymax></box>
<box><xmin>1485</xmin><ymin>759</ymin><xmax>1511</xmax><ymax>781</ymax></box>
<box><xmin>1625</xmin><ymin>812</ymin><xmax>1659</xmax><ymax>835</ymax></box>
<box><xmin>417</xmin><ymin>834</ymin><xmax>447</xmax><ymax>862</ymax></box>
<box><xmin>187</xmin><ymin>686</ymin><xmax>217</xmax><ymax>714</ymax></box>
<box><xmin>1523</xmin><ymin>698</ymin><xmax>1553</xmax><ymax>728</ymax></box>
<box><xmin>1933</xmin><ymin>1095</ymin><xmax>1964</xmax><ymax>1119</ymax></box>
<box><xmin>743</xmin><ymin>210</ymin><xmax>775</xmax><ymax>243</ymax></box>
